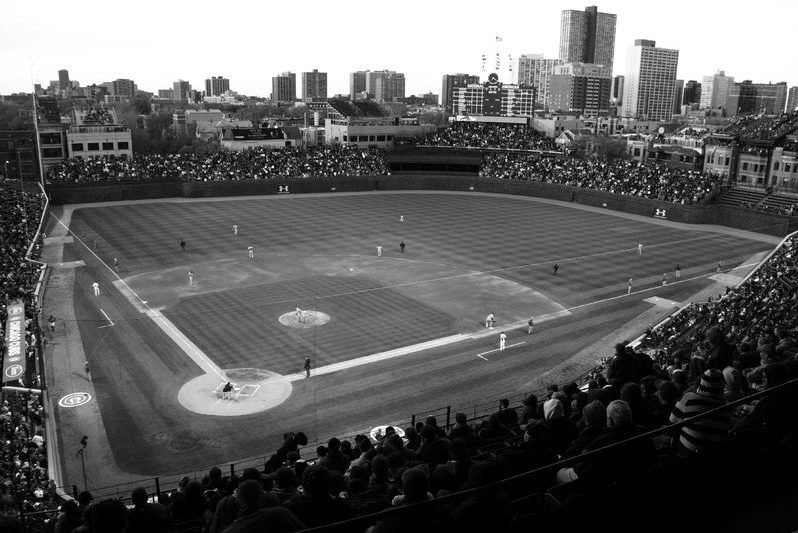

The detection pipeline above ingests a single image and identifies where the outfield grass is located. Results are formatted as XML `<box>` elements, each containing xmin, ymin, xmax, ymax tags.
<box><xmin>55</xmin><ymin>191</ymin><xmax>776</xmax><ymax>478</ymax></box>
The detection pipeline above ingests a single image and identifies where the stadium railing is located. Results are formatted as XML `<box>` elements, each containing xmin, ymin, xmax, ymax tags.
<box><xmin>291</xmin><ymin>376</ymin><xmax>798</xmax><ymax>533</ymax></box>
<box><xmin>29</xmin><ymin>377</ymin><xmax>797</xmax><ymax>532</ymax></box>
<box><xmin>33</xmin><ymin>184</ymin><xmax>796</xmax><ymax>523</ymax></box>
<box><xmin>43</xmin><ymin>364</ymin><xmax>600</xmax><ymax>505</ymax></box>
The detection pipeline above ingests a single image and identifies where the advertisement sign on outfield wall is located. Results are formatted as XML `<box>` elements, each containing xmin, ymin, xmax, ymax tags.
<box><xmin>2</xmin><ymin>301</ymin><xmax>26</xmax><ymax>383</ymax></box>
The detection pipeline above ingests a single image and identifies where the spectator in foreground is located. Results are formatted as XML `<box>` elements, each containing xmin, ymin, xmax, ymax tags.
<box><xmin>669</xmin><ymin>368</ymin><xmax>729</xmax><ymax>456</ymax></box>
<box><xmin>126</xmin><ymin>487</ymin><xmax>171</xmax><ymax>533</ymax></box>
<box><xmin>222</xmin><ymin>479</ymin><xmax>304</xmax><ymax>533</ymax></box>
<box><xmin>559</xmin><ymin>400</ymin><xmax>654</xmax><ymax>486</ymax></box>
<box><xmin>284</xmin><ymin>465</ymin><xmax>351</xmax><ymax>528</ymax></box>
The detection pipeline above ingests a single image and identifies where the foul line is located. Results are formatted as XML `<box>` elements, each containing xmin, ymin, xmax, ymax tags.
<box><xmin>476</xmin><ymin>341</ymin><xmax>525</xmax><ymax>358</ymax></box>
<box><xmin>49</xmin><ymin>209</ymin><xmax>765</xmax><ymax>386</ymax></box>
<box><xmin>565</xmin><ymin>262</ymin><xmax>759</xmax><ymax>313</ymax></box>
<box><xmin>98</xmin><ymin>308</ymin><xmax>114</xmax><ymax>328</ymax></box>
<box><xmin>51</xmin><ymin>213</ymin><xmax>227</xmax><ymax>381</ymax></box>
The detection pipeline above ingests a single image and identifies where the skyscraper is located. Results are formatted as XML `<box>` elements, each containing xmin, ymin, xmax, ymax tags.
<box><xmin>205</xmin><ymin>76</ymin><xmax>230</xmax><ymax>97</ymax></box>
<box><xmin>302</xmin><ymin>70</ymin><xmax>328</xmax><ymax>102</ymax></box>
<box><xmin>725</xmin><ymin>81</ymin><xmax>788</xmax><ymax>116</ymax></box>
<box><xmin>350</xmin><ymin>71</ymin><xmax>368</xmax><ymax>100</ymax></box>
<box><xmin>365</xmin><ymin>71</ymin><xmax>405</xmax><ymax>102</ymax></box>
<box><xmin>549</xmin><ymin>62</ymin><xmax>611</xmax><ymax>115</ymax></box>
<box><xmin>58</xmin><ymin>69</ymin><xmax>70</xmax><ymax>92</ymax></box>
<box><xmin>682</xmin><ymin>80</ymin><xmax>701</xmax><ymax>107</ymax></box>
<box><xmin>622</xmin><ymin>39</ymin><xmax>679</xmax><ymax>121</ymax></box>
<box><xmin>700</xmin><ymin>70</ymin><xmax>735</xmax><ymax>110</ymax></box>
<box><xmin>271</xmin><ymin>72</ymin><xmax>296</xmax><ymax>104</ymax></box>
<box><xmin>611</xmin><ymin>75</ymin><xmax>624</xmax><ymax>105</ymax></box>
<box><xmin>674</xmin><ymin>79</ymin><xmax>684</xmax><ymax>114</ymax></box>
<box><xmin>173</xmin><ymin>80</ymin><xmax>192</xmax><ymax>102</ymax></box>
<box><xmin>442</xmin><ymin>74</ymin><xmax>480</xmax><ymax>112</ymax></box>
<box><xmin>516</xmin><ymin>55</ymin><xmax>562</xmax><ymax>109</ymax></box>
<box><xmin>559</xmin><ymin>6</ymin><xmax>617</xmax><ymax>73</ymax></box>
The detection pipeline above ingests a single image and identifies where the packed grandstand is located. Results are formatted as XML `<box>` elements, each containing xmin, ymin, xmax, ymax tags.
<box><xmin>2</xmin><ymin>119</ymin><xmax>798</xmax><ymax>532</ymax></box>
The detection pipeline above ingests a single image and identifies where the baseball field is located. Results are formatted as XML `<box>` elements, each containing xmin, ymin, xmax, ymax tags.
<box><xmin>41</xmin><ymin>191</ymin><xmax>778</xmax><ymax>493</ymax></box>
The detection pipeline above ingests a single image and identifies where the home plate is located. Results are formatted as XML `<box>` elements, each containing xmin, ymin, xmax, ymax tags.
<box><xmin>643</xmin><ymin>296</ymin><xmax>679</xmax><ymax>308</ymax></box>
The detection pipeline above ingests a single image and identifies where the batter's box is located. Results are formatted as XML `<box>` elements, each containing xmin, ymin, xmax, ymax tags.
<box><xmin>237</xmin><ymin>384</ymin><xmax>261</xmax><ymax>397</ymax></box>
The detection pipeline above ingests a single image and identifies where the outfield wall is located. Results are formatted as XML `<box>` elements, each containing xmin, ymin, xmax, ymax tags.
<box><xmin>46</xmin><ymin>175</ymin><xmax>797</xmax><ymax>236</ymax></box>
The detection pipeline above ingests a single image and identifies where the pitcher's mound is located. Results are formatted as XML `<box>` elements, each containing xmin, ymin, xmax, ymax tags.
<box><xmin>279</xmin><ymin>310</ymin><xmax>331</xmax><ymax>328</ymax></box>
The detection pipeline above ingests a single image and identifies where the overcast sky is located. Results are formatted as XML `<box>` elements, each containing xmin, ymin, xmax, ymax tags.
<box><xmin>1</xmin><ymin>0</ymin><xmax>795</xmax><ymax>98</ymax></box>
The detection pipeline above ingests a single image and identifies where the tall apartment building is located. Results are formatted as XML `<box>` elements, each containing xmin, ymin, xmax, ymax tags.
<box><xmin>611</xmin><ymin>75</ymin><xmax>624</xmax><ymax>105</ymax></box>
<box><xmin>205</xmin><ymin>76</ymin><xmax>230</xmax><ymax>97</ymax></box>
<box><xmin>101</xmin><ymin>79</ymin><xmax>137</xmax><ymax>98</ymax></box>
<box><xmin>674</xmin><ymin>79</ymin><xmax>684</xmax><ymax>114</ymax></box>
<box><xmin>682</xmin><ymin>80</ymin><xmax>701</xmax><ymax>107</ymax></box>
<box><xmin>350</xmin><ymin>71</ymin><xmax>368</xmax><ymax>100</ymax></box>
<box><xmin>700</xmin><ymin>70</ymin><xmax>735</xmax><ymax>110</ymax></box>
<box><xmin>442</xmin><ymin>73</ymin><xmax>480</xmax><ymax>112</ymax></box>
<box><xmin>517</xmin><ymin>55</ymin><xmax>562</xmax><ymax>109</ymax></box>
<box><xmin>271</xmin><ymin>72</ymin><xmax>297</xmax><ymax>104</ymax></box>
<box><xmin>559</xmin><ymin>6</ymin><xmax>617</xmax><ymax>73</ymax></box>
<box><xmin>173</xmin><ymin>80</ymin><xmax>192</xmax><ymax>102</ymax></box>
<box><xmin>350</xmin><ymin>70</ymin><xmax>406</xmax><ymax>102</ymax></box>
<box><xmin>785</xmin><ymin>86</ymin><xmax>798</xmax><ymax>112</ymax></box>
<box><xmin>302</xmin><ymin>70</ymin><xmax>328</xmax><ymax>102</ymax></box>
<box><xmin>58</xmin><ymin>69</ymin><xmax>70</xmax><ymax>92</ymax></box>
<box><xmin>366</xmin><ymin>71</ymin><xmax>405</xmax><ymax>102</ymax></box>
<box><xmin>725</xmin><ymin>81</ymin><xmax>788</xmax><ymax>116</ymax></box>
<box><xmin>549</xmin><ymin>62</ymin><xmax>611</xmax><ymax>115</ymax></box>
<box><xmin>622</xmin><ymin>39</ymin><xmax>679</xmax><ymax>121</ymax></box>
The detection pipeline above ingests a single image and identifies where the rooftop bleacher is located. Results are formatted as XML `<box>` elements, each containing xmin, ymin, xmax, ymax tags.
<box><xmin>328</xmin><ymin>99</ymin><xmax>387</xmax><ymax>119</ymax></box>
<box><xmin>717</xmin><ymin>112</ymin><xmax>798</xmax><ymax>145</ymax></box>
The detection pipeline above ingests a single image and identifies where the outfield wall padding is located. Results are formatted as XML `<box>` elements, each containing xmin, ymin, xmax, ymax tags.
<box><xmin>46</xmin><ymin>174</ymin><xmax>793</xmax><ymax>236</ymax></box>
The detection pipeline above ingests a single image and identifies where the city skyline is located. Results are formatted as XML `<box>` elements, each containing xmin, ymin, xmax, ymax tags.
<box><xmin>1</xmin><ymin>0</ymin><xmax>796</xmax><ymax>99</ymax></box>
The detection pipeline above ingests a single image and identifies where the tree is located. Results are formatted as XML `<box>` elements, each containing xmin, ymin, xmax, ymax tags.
<box><xmin>234</xmin><ymin>106</ymin><xmax>276</xmax><ymax>124</ymax></box>
<box><xmin>131</xmin><ymin>93</ymin><xmax>152</xmax><ymax>115</ymax></box>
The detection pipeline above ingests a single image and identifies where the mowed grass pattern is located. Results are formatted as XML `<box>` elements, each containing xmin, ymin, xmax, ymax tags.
<box><xmin>71</xmin><ymin>193</ymin><xmax>773</xmax><ymax>302</ymax></box>
<box><xmin>59</xmin><ymin>192</ymin><xmax>780</xmax><ymax>478</ymax></box>
<box><xmin>166</xmin><ymin>276</ymin><xmax>455</xmax><ymax>373</ymax></box>
<box><xmin>69</xmin><ymin>193</ymin><xmax>774</xmax><ymax>371</ymax></box>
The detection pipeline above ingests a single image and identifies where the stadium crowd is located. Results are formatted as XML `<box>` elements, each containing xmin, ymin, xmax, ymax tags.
<box><xmin>642</xmin><ymin>234</ymin><xmax>798</xmax><ymax>370</ymax></box>
<box><xmin>480</xmin><ymin>152</ymin><xmax>720</xmax><ymax>204</ymax></box>
<box><xmin>719</xmin><ymin>112</ymin><xmax>798</xmax><ymax>142</ymax></box>
<box><xmin>418</xmin><ymin>122</ymin><xmax>558</xmax><ymax>152</ymax></box>
<box><xmin>45</xmin><ymin>146</ymin><xmax>390</xmax><ymax>183</ymax></box>
<box><xmin>29</xmin><ymin>233</ymin><xmax>797</xmax><ymax>533</ymax></box>
<box><xmin>0</xmin><ymin>184</ymin><xmax>55</xmax><ymax>529</ymax></box>
<box><xmin>6</xmin><ymin>115</ymin><xmax>798</xmax><ymax>531</ymax></box>
<box><xmin>77</xmin><ymin>108</ymin><xmax>115</xmax><ymax>126</ymax></box>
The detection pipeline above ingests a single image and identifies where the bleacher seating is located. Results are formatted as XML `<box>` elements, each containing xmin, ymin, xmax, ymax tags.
<box><xmin>419</xmin><ymin>122</ymin><xmax>558</xmax><ymax>152</ymax></box>
<box><xmin>715</xmin><ymin>187</ymin><xmax>769</xmax><ymax>208</ymax></box>
<box><xmin>0</xmin><ymin>184</ymin><xmax>53</xmax><ymax>529</ymax></box>
<box><xmin>758</xmin><ymin>193</ymin><xmax>798</xmax><ymax>216</ymax></box>
<box><xmin>28</xmin><ymin>227</ymin><xmax>797</xmax><ymax>533</ymax></box>
<box><xmin>6</xmin><ymin>140</ymin><xmax>798</xmax><ymax>532</ymax></box>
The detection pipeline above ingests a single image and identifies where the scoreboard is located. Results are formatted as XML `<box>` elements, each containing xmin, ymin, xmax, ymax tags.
<box><xmin>228</xmin><ymin>127</ymin><xmax>285</xmax><ymax>140</ymax></box>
